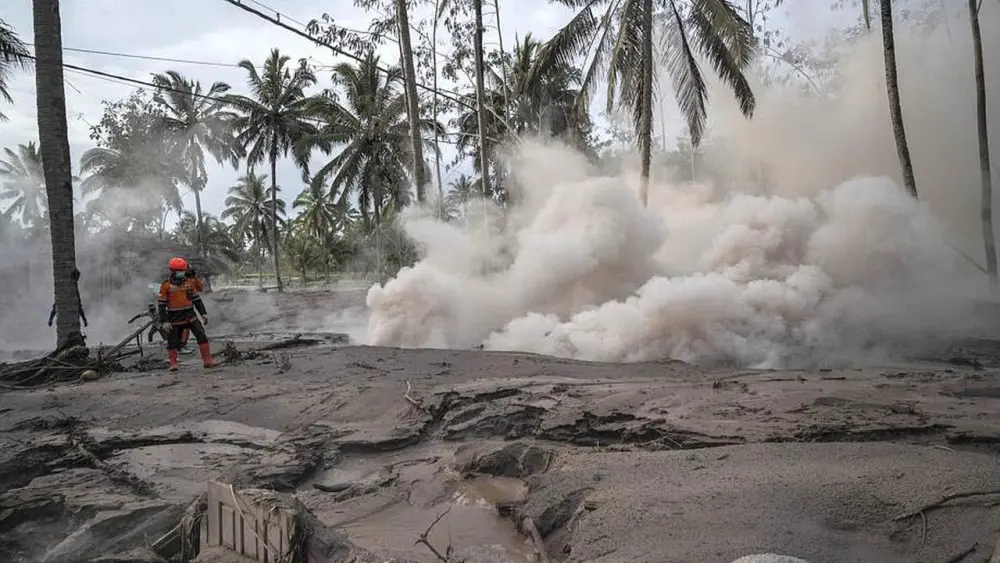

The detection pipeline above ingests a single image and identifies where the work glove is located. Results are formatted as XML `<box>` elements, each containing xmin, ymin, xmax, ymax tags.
<box><xmin>47</xmin><ymin>319</ymin><xmax>53</xmax><ymax>327</ymax></box>
<box><xmin>82</xmin><ymin>319</ymin><xmax>88</xmax><ymax>327</ymax></box>
<box><xmin>201</xmin><ymin>315</ymin><xmax>209</xmax><ymax>326</ymax></box>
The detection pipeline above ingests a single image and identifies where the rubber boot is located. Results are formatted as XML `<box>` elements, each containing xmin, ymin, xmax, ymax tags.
<box><xmin>199</xmin><ymin>342</ymin><xmax>217</xmax><ymax>369</ymax></box>
<box><xmin>168</xmin><ymin>349</ymin><xmax>179</xmax><ymax>372</ymax></box>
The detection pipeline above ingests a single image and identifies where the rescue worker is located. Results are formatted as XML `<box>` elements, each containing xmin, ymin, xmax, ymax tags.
<box><xmin>177</xmin><ymin>267</ymin><xmax>204</xmax><ymax>353</ymax></box>
<box><xmin>48</xmin><ymin>267</ymin><xmax>88</xmax><ymax>328</ymax></box>
<box><xmin>157</xmin><ymin>257</ymin><xmax>217</xmax><ymax>371</ymax></box>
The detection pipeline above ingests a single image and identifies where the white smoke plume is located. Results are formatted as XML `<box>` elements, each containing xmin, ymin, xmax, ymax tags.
<box><xmin>364</xmin><ymin>14</ymin><xmax>1000</xmax><ymax>369</ymax></box>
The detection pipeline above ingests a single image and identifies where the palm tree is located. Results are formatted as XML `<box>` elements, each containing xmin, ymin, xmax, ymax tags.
<box><xmin>293</xmin><ymin>181</ymin><xmax>338</xmax><ymax>279</ymax></box>
<box><xmin>222</xmin><ymin>171</ymin><xmax>285</xmax><ymax>286</ymax></box>
<box><xmin>32</xmin><ymin>0</ymin><xmax>82</xmax><ymax>347</ymax></box>
<box><xmin>504</xmin><ymin>34</ymin><xmax>589</xmax><ymax>140</ymax></box>
<box><xmin>151</xmin><ymin>71</ymin><xmax>241</xmax><ymax>258</ymax></box>
<box><xmin>296</xmin><ymin>54</ymin><xmax>439</xmax><ymax>227</ymax></box>
<box><xmin>539</xmin><ymin>0</ymin><xmax>756</xmax><ymax>207</ymax></box>
<box><xmin>226</xmin><ymin>48</ymin><xmax>320</xmax><ymax>292</ymax></box>
<box><xmin>0</xmin><ymin>142</ymin><xmax>47</xmax><ymax>227</ymax></box>
<box><xmin>444</xmin><ymin>173</ymin><xmax>479</xmax><ymax>221</ymax></box>
<box><xmin>283</xmin><ymin>226</ymin><xmax>322</xmax><ymax>286</ymax></box>
<box><xmin>173</xmin><ymin>211</ymin><xmax>241</xmax><ymax>263</ymax></box>
<box><xmin>78</xmin><ymin>145</ymin><xmax>183</xmax><ymax>233</ymax></box>
<box><xmin>0</xmin><ymin>19</ymin><xmax>29</xmax><ymax>122</ymax></box>
<box><xmin>453</xmin><ymin>34</ymin><xmax>590</xmax><ymax>201</ymax></box>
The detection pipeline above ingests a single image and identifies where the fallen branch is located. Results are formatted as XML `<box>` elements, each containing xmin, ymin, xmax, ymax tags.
<box><xmin>256</xmin><ymin>334</ymin><xmax>319</xmax><ymax>351</ymax></box>
<box><xmin>414</xmin><ymin>506</ymin><xmax>451</xmax><ymax>562</ymax></box>
<box><xmin>0</xmin><ymin>320</ymin><xmax>151</xmax><ymax>388</ymax></box>
<box><xmin>523</xmin><ymin>517</ymin><xmax>551</xmax><ymax>563</ymax></box>
<box><xmin>893</xmin><ymin>490</ymin><xmax>1000</xmax><ymax>521</ymax></box>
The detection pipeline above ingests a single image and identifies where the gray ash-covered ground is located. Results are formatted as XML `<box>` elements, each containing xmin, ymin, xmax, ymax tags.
<box><xmin>3</xmin><ymin>289</ymin><xmax>1000</xmax><ymax>563</ymax></box>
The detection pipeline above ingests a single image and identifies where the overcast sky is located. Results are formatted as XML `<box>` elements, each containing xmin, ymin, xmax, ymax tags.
<box><xmin>0</xmin><ymin>0</ymin><xmax>828</xmax><ymax>219</ymax></box>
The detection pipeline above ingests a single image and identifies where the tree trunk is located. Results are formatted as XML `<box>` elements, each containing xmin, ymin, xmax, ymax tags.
<box><xmin>193</xmin><ymin>180</ymin><xmax>205</xmax><ymax>258</ymax></box>
<box><xmin>880</xmin><ymin>0</ymin><xmax>918</xmax><ymax>199</ymax></box>
<box><xmin>969</xmin><ymin>0</ymin><xmax>996</xmax><ymax>278</ymax></box>
<box><xmin>637</xmin><ymin>0</ymin><xmax>654</xmax><ymax>208</ymax></box>
<box><xmin>491</xmin><ymin>0</ymin><xmax>511</xmax><ymax>208</ymax></box>
<box><xmin>473</xmin><ymin>0</ymin><xmax>492</xmax><ymax>203</ymax></box>
<box><xmin>33</xmin><ymin>0</ymin><xmax>82</xmax><ymax>348</ymax></box>
<box><xmin>255</xmin><ymin>220</ymin><xmax>263</xmax><ymax>287</ymax></box>
<box><xmin>373</xmin><ymin>200</ymin><xmax>383</xmax><ymax>284</ymax></box>
<box><xmin>395</xmin><ymin>0</ymin><xmax>427</xmax><ymax>204</ymax></box>
<box><xmin>269</xmin><ymin>151</ymin><xmax>283</xmax><ymax>292</ymax></box>
<box><xmin>432</xmin><ymin>0</ymin><xmax>446</xmax><ymax>219</ymax></box>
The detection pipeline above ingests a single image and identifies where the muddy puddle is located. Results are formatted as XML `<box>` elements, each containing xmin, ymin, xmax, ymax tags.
<box><xmin>341</xmin><ymin>500</ymin><xmax>534</xmax><ymax>562</ymax></box>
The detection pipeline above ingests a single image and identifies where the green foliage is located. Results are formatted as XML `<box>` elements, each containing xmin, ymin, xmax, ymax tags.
<box><xmin>296</xmin><ymin>54</ymin><xmax>440</xmax><ymax>224</ymax></box>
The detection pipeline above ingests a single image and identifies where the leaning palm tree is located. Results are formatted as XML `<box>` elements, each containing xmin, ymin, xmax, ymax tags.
<box><xmin>225</xmin><ymin>48</ymin><xmax>319</xmax><ymax>292</ymax></box>
<box><xmin>539</xmin><ymin>0</ymin><xmax>757</xmax><ymax>207</ymax></box>
<box><xmin>222</xmin><ymin>171</ymin><xmax>285</xmax><ymax>286</ymax></box>
<box><xmin>296</xmin><ymin>54</ymin><xmax>439</xmax><ymax>226</ymax></box>
<box><xmin>0</xmin><ymin>142</ymin><xmax>47</xmax><ymax>227</ymax></box>
<box><xmin>151</xmin><ymin>71</ymin><xmax>242</xmax><ymax>258</ymax></box>
<box><xmin>0</xmin><ymin>19</ymin><xmax>29</xmax><ymax>122</ymax></box>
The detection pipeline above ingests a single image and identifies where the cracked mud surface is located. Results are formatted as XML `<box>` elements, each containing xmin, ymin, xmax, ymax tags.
<box><xmin>5</xmin><ymin>298</ymin><xmax>1000</xmax><ymax>562</ymax></box>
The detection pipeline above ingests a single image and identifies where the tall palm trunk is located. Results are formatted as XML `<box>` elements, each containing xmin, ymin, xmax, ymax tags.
<box><xmin>395</xmin><ymin>0</ymin><xmax>427</xmax><ymax>203</ymax></box>
<box><xmin>255</xmin><ymin>219</ymin><xmax>263</xmax><ymax>287</ymax></box>
<box><xmin>432</xmin><ymin>0</ymin><xmax>446</xmax><ymax>219</ymax></box>
<box><xmin>637</xmin><ymin>0</ymin><xmax>654</xmax><ymax>207</ymax></box>
<box><xmin>473</xmin><ymin>0</ymin><xmax>492</xmax><ymax>203</ymax></box>
<box><xmin>193</xmin><ymin>179</ymin><xmax>206</xmax><ymax>258</ymax></box>
<box><xmin>969</xmin><ymin>0</ymin><xmax>996</xmax><ymax>278</ymax></box>
<box><xmin>33</xmin><ymin>0</ymin><xmax>82</xmax><ymax>347</ymax></box>
<box><xmin>269</xmin><ymin>144</ymin><xmax>283</xmax><ymax>292</ymax></box>
<box><xmin>879</xmin><ymin>0</ymin><xmax>918</xmax><ymax>199</ymax></box>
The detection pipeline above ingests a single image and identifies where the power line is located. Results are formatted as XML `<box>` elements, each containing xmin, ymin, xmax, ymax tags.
<box><xmin>26</xmin><ymin>43</ymin><xmax>242</xmax><ymax>69</ymax></box>
<box><xmin>24</xmin><ymin>52</ymin><xmax>478</xmax><ymax>145</ymax></box>
<box><xmin>22</xmin><ymin>52</ymin><xmax>232</xmax><ymax>103</ymax></box>
<box><xmin>26</xmin><ymin>43</ymin><xmax>338</xmax><ymax>73</ymax></box>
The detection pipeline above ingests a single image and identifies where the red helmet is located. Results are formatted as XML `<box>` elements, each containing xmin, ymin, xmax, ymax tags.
<box><xmin>168</xmin><ymin>257</ymin><xmax>189</xmax><ymax>272</ymax></box>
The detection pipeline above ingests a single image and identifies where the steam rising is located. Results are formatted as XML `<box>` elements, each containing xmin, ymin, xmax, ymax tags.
<box><xmin>365</xmin><ymin>18</ymin><xmax>1000</xmax><ymax>368</ymax></box>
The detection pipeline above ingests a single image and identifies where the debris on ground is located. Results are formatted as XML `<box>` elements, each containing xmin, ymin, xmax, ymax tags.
<box><xmin>5</xmin><ymin>291</ymin><xmax>1000</xmax><ymax>562</ymax></box>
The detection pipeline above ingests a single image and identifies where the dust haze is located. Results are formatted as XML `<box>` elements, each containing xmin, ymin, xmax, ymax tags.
<box><xmin>365</xmin><ymin>9</ymin><xmax>1000</xmax><ymax>369</ymax></box>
